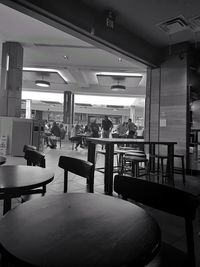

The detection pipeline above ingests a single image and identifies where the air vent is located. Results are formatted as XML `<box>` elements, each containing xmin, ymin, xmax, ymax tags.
<box><xmin>157</xmin><ymin>15</ymin><xmax>189</xmax><ymax>34</ymax></box>
<box><xmin>189</xmin><ymin>16</ymin><xmax>200</xmax><ymax>32</ymax></box>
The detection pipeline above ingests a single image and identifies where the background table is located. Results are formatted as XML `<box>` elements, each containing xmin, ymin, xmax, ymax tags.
<box><xmin>87</xmin><ymin>138</ymin><xmax>177</xmax><ymax>195</ymax></box>
<box><xmin>0</xmin><ymin>193</ymin><xmax>161</xmax><ymax>267</ymax></box>
<box><xmin>0</xmin><ymin>156</ymin><xmax>6</xmax><ymax>165</ymax></box>
<box><xmin>0</xmin><ymin>165</ymin><xmax>54</xmax><ymax>214</ymax></box>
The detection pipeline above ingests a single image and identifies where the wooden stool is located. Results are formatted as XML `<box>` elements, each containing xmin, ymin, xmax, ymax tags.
<box><xmin>122</xmin><ymin>155</ymin><xmax>149</xmax><ymax>178</ymax></box>
<box><xmin>95</xmin><ymin>150</ymin><xmax>119</xmax><ymax>173</ymax></box>
<box><xmin>152</xmin><ymin>154</ymin><xmax>185</xmax><ymax>184</ymax></box>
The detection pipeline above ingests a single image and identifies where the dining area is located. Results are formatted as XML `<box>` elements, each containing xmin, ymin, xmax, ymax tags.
<box><xmin>0</xmin><ymin>140</ymin><xmax>199</xmax><ymax>267</ymax></box>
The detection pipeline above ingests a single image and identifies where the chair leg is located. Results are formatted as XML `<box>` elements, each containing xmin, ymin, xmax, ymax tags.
<box><xmin>185</xmin><ymin>218</ymin><xmax>196</xmax><ymax>267</ymax></box>
<box><xmin>64</xmin><ymin>171</ymin><xmax>68</xmax><ymax>193</ymax></box>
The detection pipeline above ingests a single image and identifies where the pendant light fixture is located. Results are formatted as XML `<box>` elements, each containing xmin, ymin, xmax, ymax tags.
<box><xmin>35</xmin><ymin>74</ymin><xmax>50</xmax><ymax>87</ymax></box>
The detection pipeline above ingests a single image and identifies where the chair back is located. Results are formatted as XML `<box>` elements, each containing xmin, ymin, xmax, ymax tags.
<box><xmin>59</xmin><ymin>156</ymin><xmax>94</xmax><ymax>180</ymax></box>
<box><xmin>24</xmin><ymin>149</ymin><xmax>46</xmax><ymax>168</ymax></box>
<box><xmin>114</xmin><ymin>175</ymin><xmax>198</xmax><ymax>219</ymax></box>
<box><xmin>23</xmin><ymin>145</ymin><xmax>37</xmax><ymax>153</ymax></box>
<box><xmin>114</xmin><ymin>175</ymin><xmax>198</xmax><ymax>267</ymax></box>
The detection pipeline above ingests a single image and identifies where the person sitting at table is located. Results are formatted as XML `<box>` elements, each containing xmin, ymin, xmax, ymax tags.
<box><xmin>117</xmin><ymin>122</ymin><xmax>128</xmax><ymax>138</ymax></box>
<box><xmin>49</xmin><ymin>121</ymin><xmax>61</xmax><ymax>149</ymax></box>
<box><xmin>69</xmin><ymin>124</ymin><xmax>84</xmax><ymax>150</ymax></box>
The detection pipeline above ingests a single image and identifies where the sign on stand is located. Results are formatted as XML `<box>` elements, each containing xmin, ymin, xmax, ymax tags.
<box><xmin>0</xmin><ymin>136</ymin><xmax>7</xmax><ymax>156</ymax></box>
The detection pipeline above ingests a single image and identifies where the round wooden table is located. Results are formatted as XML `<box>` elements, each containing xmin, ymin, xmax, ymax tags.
<box><xmin>0</xmin><ymin>165</ymin><xmax>54</xmax><ymax>214</ymax></box>
<box><xmin>0</xmin><ymin>156</ymin><xmax>6</xmax><ymax>165</ymax></box>
<box><xmin>0</xmin><ymin>193</ymin><xmax>161</xmax><ymax>267</ymax></box>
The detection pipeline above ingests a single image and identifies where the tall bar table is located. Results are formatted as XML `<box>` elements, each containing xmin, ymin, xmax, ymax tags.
<box><xmin>87</xmin><ymin>138</ymin><xmax>177</xmax><ymax>195</ymax></box>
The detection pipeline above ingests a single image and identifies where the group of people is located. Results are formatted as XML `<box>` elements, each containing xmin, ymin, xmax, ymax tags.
<box><xmin>44</xmin><ymin>121</ymin><xmax>67</xmax><ymax>148</ymax></box>
<box><xmin>70</xmin><ymin>116</ymin><xmax>138</xmax><ymax>150</ymax></box>
<box><xmin>115</xmin><ymin>118</ymin><xmax>138</xmax><ymax>138</ymax></box>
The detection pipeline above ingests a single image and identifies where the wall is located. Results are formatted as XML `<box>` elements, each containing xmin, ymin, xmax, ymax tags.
<box><xmin>145</xmin><ymin>51</ymin><xmax>188</xmax><ymax>162</ymax></box>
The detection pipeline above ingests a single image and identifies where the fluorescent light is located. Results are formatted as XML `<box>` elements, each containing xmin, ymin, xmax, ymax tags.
<box><xmin>22</xmin><ymin>91</ymin><xmax>63</xmax><ymax>103</ymax></box>
<box><xmin>96</xmin><ymin>72</ymin><xmax>142</xmax><ymax>77</ymax></box>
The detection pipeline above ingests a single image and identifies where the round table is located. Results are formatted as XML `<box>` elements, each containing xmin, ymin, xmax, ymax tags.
<box><xmin>0</xmin><ymin>165</ymin><xmax>54</xmax><ymax>214</ymax></box>
<box><xmin>0</xmin><ymin>156</ymin><xmax>6</xmax><ymax>165</ymax></box>
<box><xmin>0</xmin><ymin>193</ymin><xmax>161</xmax><ymax>267</ymax></box>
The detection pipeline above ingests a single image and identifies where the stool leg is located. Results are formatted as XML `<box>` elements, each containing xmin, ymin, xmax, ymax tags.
<box><xmin>157</xmin><ymin>157</ymin><xmax>160</xmax><ymax>182</ymax></box>
<box><xmin>182</xmin><ymin>157</ymin><xmax>186</xmax><ymax>185</ymax></box>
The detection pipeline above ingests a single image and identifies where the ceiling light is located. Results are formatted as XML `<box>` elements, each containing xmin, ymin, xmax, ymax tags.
<box><xmin>63</xmin><ymin>55</ymin><xmax>69</xmax><ymax>59</ymax></box>
<box><xmin>111</xmin><ymin>84</ymin><xmax>126</xmax><ymax>91</ymax></box>
<box><xmin>118</xmin><ymin>57</ymin><xmax>122</xmax><ymax>62</ymax></box>
<box><xmin>35</xmin><ymin>80</ymin><xmax>50</xmax><ymax>87</ymax></box>
<box><xmin>97</xmin><ymin>72</ymin><xmax>142</xmax><ymax>77</ymax></box>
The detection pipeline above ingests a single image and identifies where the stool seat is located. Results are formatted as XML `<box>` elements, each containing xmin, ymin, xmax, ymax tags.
<box><xmin>122</xmin><ymin>155</ymin><xmax>149</xmax><ymax>178</ymax></box>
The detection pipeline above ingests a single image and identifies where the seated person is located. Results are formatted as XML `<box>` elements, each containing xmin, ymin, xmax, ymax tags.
<box><xmin>49</xmin><ymin>121</ymin><xmax>61</xmax><ymax>148</ymax></box>
<box><xmin>69</xmin><ymin>125</ymin><xmax>83</xmax><ymax>150</ymax></box>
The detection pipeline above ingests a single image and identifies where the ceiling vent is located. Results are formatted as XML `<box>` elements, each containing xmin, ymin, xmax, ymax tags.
<box><xmin>157</xmin><ymin>15</ymin><xmax>189</xmax><ymax>34</ymax></box>
<box><xmin>189</xmin><ymin>16</ymin><xmax>200</xmax><ymax>32</ymax></box>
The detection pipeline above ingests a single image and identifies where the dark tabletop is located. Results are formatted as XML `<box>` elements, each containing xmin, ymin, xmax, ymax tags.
<box><xmin>87</xmin><ymin>137</ymin><xmax>177</xmax><ymax>145</ymax></box>
<box><xmin>0</xmin><ymin>165</ymin><xmax>54</xmax><ymax>193</ymax></box>
<box><xmin>0</xmin><ymin>193</ymin><xmax>161</xmax><ymax>267</ymax></box>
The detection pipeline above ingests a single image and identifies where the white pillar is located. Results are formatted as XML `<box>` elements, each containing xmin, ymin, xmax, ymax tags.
<box><xmin>25</xmin><ymin>99</ymin><xmax>31</xmax><ymax>119</ymax></box>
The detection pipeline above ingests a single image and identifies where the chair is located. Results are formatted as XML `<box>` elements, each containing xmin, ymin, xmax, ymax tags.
<box><xmin>23</xmin><ymin>149</ymin><xmax>47</xmax><ymax>197</ymax></box>
<box><xmin>114</xmin><ymin>175</ymin><xmax>199</xmax><ymax>267</ymax></box>
<box><xmin>24</xmin><ymin>149</ymin><xmax>46</xmax><ymax>168</ymax></box>
<box><xmin>23</xmin><ymin>144</ymin><xmax>36</xmax><ymax>153</ymax></box>
<box><xmin>58</xmin><ymin>156</ymin><xmax>94</xmax><ymax>193</ymax></box>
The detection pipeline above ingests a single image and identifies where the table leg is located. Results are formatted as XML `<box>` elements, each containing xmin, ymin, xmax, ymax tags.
<box><xmin>87</xmin><ymin>141</ymin><xmax>96</xmax><ymax>164</ymax></box>
<box><xmin>3</xmin><ymin>197</ymin><xmax>11</xmax><ymax>215</ymax></box>
<box><xmin>149</xmin><ymin>144</ymin><xmax>156</xmax><ymax>172</ymax></box>
<box><xmin>168</xmin><ymin>144</ymin><xmax>174</xmax><ymax>185</ymax></box>
<box><xmin>105</xmin><ymin>143</ymin><xmax>114</xmax><ymax>195</ymax></box>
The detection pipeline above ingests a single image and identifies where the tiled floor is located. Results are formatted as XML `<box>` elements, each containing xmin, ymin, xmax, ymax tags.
<box><xmin>1</xmin><ymin>140</ymin><xmax>200</xmax><ymax>265</ymax></box>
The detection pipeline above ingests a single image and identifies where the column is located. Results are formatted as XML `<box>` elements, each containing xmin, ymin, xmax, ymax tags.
<box><xmin>63</xmin><ymin>91</ymin><xmax>74</xmax><ymax>135</ymax></box>
<box><xmin>0</xmin><ymin>42</ymin><xmax>23</xmax><ymax>117</ymax></box>
<box><xmin>130</xmin><ymin>105</ymin><xmax>136</xmax><ymax>122</ymax></box>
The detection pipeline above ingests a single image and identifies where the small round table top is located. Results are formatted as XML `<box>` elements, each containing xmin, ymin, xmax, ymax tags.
<box><xmin>0</xmin><ymin>156</ymin><xmax>6</xmax><ymax>165</ymax></box>
<box><xmin>0</xmin><ymin>193</ymin><xmax>161</xmax><ymax>267</ymax></box>
<box><xmin>0</xmin><ymin>165</ymin><xmax>54</xmax><ymax>192</ymax></box>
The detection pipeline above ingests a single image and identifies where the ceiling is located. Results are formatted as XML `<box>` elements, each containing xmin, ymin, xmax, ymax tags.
<box><xmin>0</xmin><ymin>3</ymin><xmax>147</xmax><ymax>99</ymax></box>
<box><xmin>79</xmin><ymin>0</ymin><xmax>200</xmax><ymax>47</ymax></box>
<box><xmin>1</xmin><ymin>1</ymin><xmax>199</xmax><ymax>102</ymax></box>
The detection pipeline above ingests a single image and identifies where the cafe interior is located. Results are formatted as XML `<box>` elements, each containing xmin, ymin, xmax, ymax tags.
<box><xmin>0</xmin><ymin>1</ymin><xmax>199</xmax><ymax>266</ymax></box>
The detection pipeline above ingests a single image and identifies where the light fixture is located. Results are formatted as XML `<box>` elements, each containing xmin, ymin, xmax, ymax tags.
<box><xmin>111</xmin><ymin>84</ymin><xmax>126</xmax><ymax>91</ymax></box>
<box><xmin>35</xmin><ymin>80</ymin><xmax>50</xmax><ymax>87</ymax></box>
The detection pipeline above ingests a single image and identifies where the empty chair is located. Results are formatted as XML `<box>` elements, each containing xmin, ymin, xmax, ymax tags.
<box><xmin>58</xmin><ymin>156</ymin><xmax>94</xmax><ymax>193</ymax></box>
<box><xmin>23</xmin><ymin>149</ymin><xmax>47</xmax><ymax>196</ymax></box>
<box><xmin>24</xmin><ymin>149</ymin><xmax>46</xmax><ymax>168</ymax></box>
<box><xmin>23</xmin><ymin>144</ymin><xmax>37</xmax><ymax>153</ymax></box>
<box><xmin>114</xmin><ymin>175</ymin><xmax>199</xmax><ymax>267</ymax></box>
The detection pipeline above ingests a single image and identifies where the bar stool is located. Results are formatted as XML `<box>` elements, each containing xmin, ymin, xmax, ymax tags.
<box><xmin>95</xmin><ymin>150</ymin><xmax>119</xmax><ymax>173</ymax></box>
<box><xmin>121</xmin><ymin>154</ymin><xmax>149</xmax><ymax>178</ymax></box>
<box><xmin>152</xmin><ymin>154</ymin><xmax>185</xmax><ymax>184</ymax></box>
<box><xmin>115</xmin><ymin>149</ymin><xmax>145</xmax><ymax>168</ymax></box>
